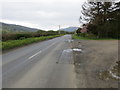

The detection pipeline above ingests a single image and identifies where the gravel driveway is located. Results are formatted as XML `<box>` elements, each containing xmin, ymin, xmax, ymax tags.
<box><xmin>72</xmin><ymin>40</ymin><xmax>119</xmax><ymax>88</ymax></box>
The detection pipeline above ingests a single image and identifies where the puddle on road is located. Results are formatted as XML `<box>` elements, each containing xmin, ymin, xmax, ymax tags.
<box><xmin>73</xmin><ymin>48</ymin><xmax>82</xmax><ymax>52</ymax></box>
<box><xmin>65</xmin><ymin>39</ymin><xmax>74</xmax><ymax>43</ymax></box>
<box><xmin>57</xmin><ymin>49</ymin><xmax>73</xmax><ymax>64</ymax></box>
<box><xmin>63</xmin><ymin>49</ymin><xmax>73</xmax><ymax>53</ymax></box>
<box><xmin>62</xmin><ymin>48</ymin><xmax>82</xmax><ymax>52</ymax></box>
<box><xmin>57</xmin><ymin>48</ymin><xmax>82</xmax><ymax>64</ymax></box>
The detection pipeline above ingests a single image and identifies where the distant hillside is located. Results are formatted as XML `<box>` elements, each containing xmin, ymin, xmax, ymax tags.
<box><xmin>60</xmin><ymin>27</ymin><xmax>79</xmax><ymax>32</ymax></box>
<box><xmin>0</xmin><ymin>22</ymin><xmax>40</xmax><ymax>32</ymax></box>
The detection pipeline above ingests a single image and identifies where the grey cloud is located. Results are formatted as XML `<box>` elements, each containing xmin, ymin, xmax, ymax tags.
<box><xmin>1</xmin><ymin>1</ymin><xmax>85</xmax><ymax>30</ymax></box>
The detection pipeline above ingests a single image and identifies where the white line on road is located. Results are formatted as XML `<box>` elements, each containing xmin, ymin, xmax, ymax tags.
<box><xmin>28</xmin><ymin>42</ymin><xmax>56</xmax><ymax>59</ymax></box>
<box><xmin>3</xmin><ymin>42</ymin><xmax>57</xmax><ymax>77</ymax></box>
<box><xmin>28</xmin><ymin>50</ymin><xmax>42</xmax><ymax>59</ymax></box>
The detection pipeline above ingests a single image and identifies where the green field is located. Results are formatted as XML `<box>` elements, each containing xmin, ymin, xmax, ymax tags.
<box><xmin>1</xmin><ymin>35</ymin><xmax>63</xmax><ymax>51</ymax></box>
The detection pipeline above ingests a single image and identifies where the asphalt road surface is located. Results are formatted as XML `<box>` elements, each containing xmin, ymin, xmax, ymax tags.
<box><xmin>2</xmin><ymin>35</ymin><xmax>76</xmax><ymax>88</ymax></box>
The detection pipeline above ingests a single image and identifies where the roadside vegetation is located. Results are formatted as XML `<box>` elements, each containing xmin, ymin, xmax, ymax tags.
<box><xmin>1</xmin><ymin>30</ymin><xmax>69</xmax><ymax>51</ymax></box>
<box><xmin>2</xmin><ymin>30</ymin><xmax>67</xmax><ymax>41</ymax></box>
<box><xmin>1</xmin><ymin>35</ymin><xmax>63</xmax><ymax>51</ymax></box>
<box><xmin>72</xmin><ymin>34</ymin><xmax>118</xmax><ymax>40</ymax></box>
<box><xmin>77</xmin><ymin>1</ymin><xmax>120</xmax><ymax>39</ymax></box>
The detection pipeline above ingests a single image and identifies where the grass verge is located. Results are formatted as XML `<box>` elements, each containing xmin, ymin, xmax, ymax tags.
<box><xmin>1</xmin><ymin>35</ymin><xmax>63</xmax><ymax>51</ymax></box>
<box><xmin>72</xmin><ymin>34</ymin><xmax>118</xmax><ymax>40</ymax></box>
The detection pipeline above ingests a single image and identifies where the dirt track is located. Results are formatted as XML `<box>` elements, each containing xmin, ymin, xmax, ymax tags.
<box><xmin>72</xmin><ymin>40</ymin><xmax>119</xmax><ymax>88</ymax></box>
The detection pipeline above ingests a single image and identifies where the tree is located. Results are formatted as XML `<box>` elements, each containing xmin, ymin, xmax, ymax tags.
<box><xmin>80</xmin><ymin>1</ymin><xmax>120</xmax><ymax>38</ymax></box>
<box><xmin>76</xmin><ymin>28</ymin><xmax>82</xmax><ymax>35</ymax></box>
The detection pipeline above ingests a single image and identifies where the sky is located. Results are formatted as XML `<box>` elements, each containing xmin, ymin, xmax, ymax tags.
<box><xmin>0</xmin><ymin>0</ymin><xmax>85</xmax><ymax>30</ymax></box>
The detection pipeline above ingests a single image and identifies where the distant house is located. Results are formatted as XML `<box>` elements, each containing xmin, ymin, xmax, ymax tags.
<box><xmin>80</xmin><ymin>24</ymin><xmax>88</xmax><ymax>33</ymax></box>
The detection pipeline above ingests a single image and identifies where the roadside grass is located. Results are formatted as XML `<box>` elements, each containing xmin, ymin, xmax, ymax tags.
<box><xmin>72</xmin><ymin>34</ymin><xmax>118</xmax><ymax>40</ymax></box>
<box><xmin>1</xmin><ymin>35</ymin><xmax>63</xmax><ymax>51</ymax></box>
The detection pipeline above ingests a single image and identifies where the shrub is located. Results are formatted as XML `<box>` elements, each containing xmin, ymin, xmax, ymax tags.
<box><xmin>2</xmin><ymin>35</ymin><xmax>63</xmax><ymax>50</ymax></box>
<box><xmin>79</xmin><ymin>33</ymin><xmax>86</xmax><ymax>37</ymax></box>
<box><xmin>2</xmin><ymin>32</ymin><xmax>60</xmax><ymax>41</ymax></box>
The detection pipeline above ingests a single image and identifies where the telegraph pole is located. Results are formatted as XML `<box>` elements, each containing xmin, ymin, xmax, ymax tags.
<box><xmin>58</xmin><ymin>25</ymin><xmax>60</xmax><ymax>34</ymax></box>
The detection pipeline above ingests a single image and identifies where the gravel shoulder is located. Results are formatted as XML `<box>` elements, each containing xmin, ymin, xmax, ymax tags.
<box><xmin>72</xmin><ymin>40</ymin><xmax>119</xmax><ymax>88</ymax></box>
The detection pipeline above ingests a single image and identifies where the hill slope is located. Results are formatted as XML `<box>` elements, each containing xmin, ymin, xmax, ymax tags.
<box><xmin>0</xmin><ymin>22</ymin><xmax>39</xmax><ymax>32</ymax></box>
<box><xmin>60</xmin><ymin>27</ymin><xmax>79</xmax><ymax>32</ymax></box>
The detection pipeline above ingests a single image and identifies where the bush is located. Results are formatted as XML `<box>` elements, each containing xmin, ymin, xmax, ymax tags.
<box><xmin>85</xmin><ymin>33</ymin><xmax>96</xmax><ymax>39</ymax></box>
<box><xmin>2</xmin><ymin>31</ymin><xmax>60</xmax><ymax>41</ymax></box>
<box><xmin>2</xmin><ymin>33</ymin><xmax>32</xmax><ymax>41</ymax></box>
<box><xmin>2</xmin><ymin>35</ymin><xmax>63</xmax><ymax>50</ymax></box>
<box><xmin>77</xmin><ymin>33</ymin><xmax>97</xmax><ymax>39</ymax></box>
<box><xmin>79</xmin><ymin>33</ymin><xmax>86</xmax><ymax>37</ymax></box>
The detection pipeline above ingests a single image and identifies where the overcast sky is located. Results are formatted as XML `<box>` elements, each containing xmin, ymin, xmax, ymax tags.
<box><xmin>0</xmin><ymin>0</ymin><xmax>85</xmax><ymax>30</ymax></box>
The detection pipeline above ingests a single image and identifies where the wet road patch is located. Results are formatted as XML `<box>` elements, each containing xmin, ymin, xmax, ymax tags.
<box><xmin>57</xmin><ymin>49</ymin><xmax>73</xmax><ymax>64</ymax></box>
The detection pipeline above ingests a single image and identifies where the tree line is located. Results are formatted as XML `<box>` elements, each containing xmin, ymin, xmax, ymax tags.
<box><xmin>79</xmin><ymin>1</ymin><xmax>120</xmax><ymax>39</ymax></box>
<box><xmin>2</xmin><ymin>30</ymin><xmax>69</xmax><ymax>41</ymax></box>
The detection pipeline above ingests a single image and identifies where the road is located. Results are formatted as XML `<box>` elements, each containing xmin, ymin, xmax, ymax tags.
<box><xmin>2</xmin><ymin>35</ymin><xmax>76</xmax><ymax>88</ymax></box>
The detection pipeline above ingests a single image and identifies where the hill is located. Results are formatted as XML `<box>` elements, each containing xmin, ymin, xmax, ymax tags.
<box><xmin>60</xmin><ymin>27</ymin><xmax>79</xmax><ymax>32</ymax></box>
<box><xmin>0</xmin><ymin>22</ymin><xmax>40</xmax><ymax>32</ymax></box>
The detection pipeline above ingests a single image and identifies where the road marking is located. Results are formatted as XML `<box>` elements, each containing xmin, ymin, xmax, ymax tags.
<box><xmin>3</xmin><ymin>41</ymin><xmax>57</xmax><ymax>77</ymax></box>
<box><xmin>28</xmin><ymin>42</ymin><xmax>56</xmax><ymax>59</ymax></box>
<box><xmin>28</xmin><ymin>50</ymin><xmax>42</xmax><ymax>59</ymax></box>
